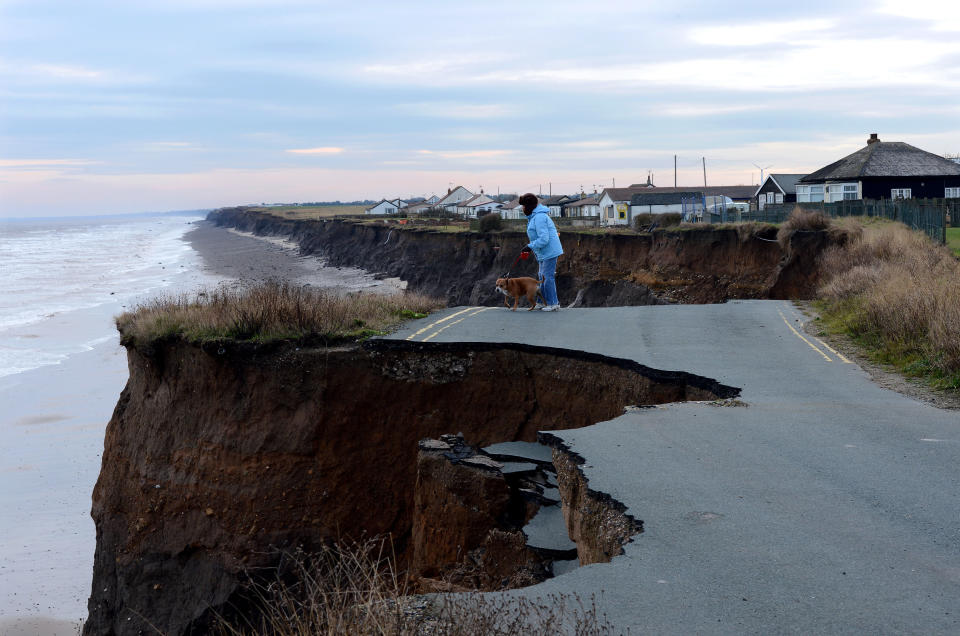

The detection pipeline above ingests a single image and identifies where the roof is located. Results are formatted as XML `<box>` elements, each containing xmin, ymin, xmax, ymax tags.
<box><xmin>600</xmin><ymin>187</ymin><xmax>653</xmax><ymax>202</ymax></box>
<box><xmin>630</xmin><ymin>191</ymin><xmax>703</xmax><ymax>206</ymax></box>
<box><xmin>755</xmin><ymin>173</ymin><xmax>807</xmax><ymax>197</ymax></box>
<box><xmin>607</xmin><ymin>185</ymin><xmax>755</xmax><ymax>201</ymax></box>
<box><xmin>435</xmin><ymin>186</ymin><xmax>473</xmax><ymax>206</ymax></box>
<box><xmin>564</xmin><ymin>196</ymin><xmax>599</xmax><ymax>207</ymax></box>
<box><xmin>459</xmin><ymin>194</ymin><xmax>496</xmax><ymax>207</ymax></box>
<box><xmin>800</xmin><ymin>141</ymin><xmax>960</xmax><ymax>183</ymax></box>
<box><xmin>500</xmin><ymin>199</ymin><xmax>522</xmax><ymax>209</ymax></box>
<box><xmin>542</xmin><ymin>195</ymin><xmax>571</xmax><ymax>206</ymax></box>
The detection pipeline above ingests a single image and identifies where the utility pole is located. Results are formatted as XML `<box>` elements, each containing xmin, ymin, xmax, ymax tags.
<box><xmin>674</xmin><ymin>155</ymin><xmax>677</xmax><ymax>188</ymax></box>
<box><xmin>612</xmin><ymin>177</ymin><xmax>615</xmax><ymax>188</ymax></box>
<box><xmin>702</xmin><ymin>157</ymin><xmax>707</xmax><ymax>187</ymax></box>
<box><xmin>549</xmin><ymin>182</ymin><xmax>552</xmax><ymax>196</ymax></box>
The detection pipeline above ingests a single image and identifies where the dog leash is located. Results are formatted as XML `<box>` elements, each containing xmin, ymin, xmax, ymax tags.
<box><xmin>502</xmin><ymin>250</ymin><xmax>530</xmax><ymax>279</ymax></box>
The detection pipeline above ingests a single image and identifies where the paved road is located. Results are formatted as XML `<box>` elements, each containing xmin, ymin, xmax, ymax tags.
<box><xmin>389</xmin><ymin>301</ymin><xmax>960</xmax><ymax>634</ymax></box>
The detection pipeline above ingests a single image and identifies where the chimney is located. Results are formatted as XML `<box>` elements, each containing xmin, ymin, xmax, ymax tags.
<box><xmin>867</xmin><ymin>133</ymin><xmax>880</xmax><ymax>145</ymax></box>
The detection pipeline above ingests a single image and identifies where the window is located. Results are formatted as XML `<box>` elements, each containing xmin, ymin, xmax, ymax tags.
<box><xmin>809</xmin><ymin>185</ymin><xmax>824</xmax><ymax>203</ymax></box>
<box><xmin>775</xmin><ymin>193</ymin><xmax>784</xmax><ymax>204</ymax></box>
<box><xmin>827</xmin><ymin>182</ymin><xmax>858</xmax><ymax>202</ymax></box>
<box><xmin>891</xmin><ymin>188</ymin><xmax>912</xmax><ymax>200</ymax></box>
<box><xmin>843</xmin><ymin>184</ymin><xmax>858</xmax><ymax>200</ymax></box>
<box><xmin>946</xmin><ymin>187</ymin><xmax>960</xmax><ymax>198</ymax></box>
<box><xmin>796</xmin><ymin>185</ymin><xmax>810</xmax><ymax>202</ymax></box>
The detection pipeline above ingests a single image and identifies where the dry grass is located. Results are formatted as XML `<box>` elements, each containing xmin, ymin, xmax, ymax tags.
<box><xmin>817</xmin><ymin>219</ymin><xmax>960</xmax><ymax>387</ymax></box>
<box><xmin>777</xmin><ymin>207</ymin><xmax>831</xmax><ymax>248</ymax></box>
<box><xmin>216</xmin><ymin>539</ymin><xmax>616</xmax><ymax>635</ymax></box>
<box><xmin>257</xmin><ymin>205</ymin><xmax>368</xmax><ymax>219</ymax></box>
<box><xmin>116</xmin><ymin>282</ymin><xmax>444</xmax><ymax>348</ymax></box>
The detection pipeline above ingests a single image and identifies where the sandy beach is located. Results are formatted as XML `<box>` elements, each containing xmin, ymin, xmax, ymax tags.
<box><xmin>0</xmin><ymin>219</ymin><xmax>401</xmax><ymax>635</ymax></box>
<box><xmin>184</xmin><ymin>220</ymin><xmax>406</xmax><ymax>293</ymax></box>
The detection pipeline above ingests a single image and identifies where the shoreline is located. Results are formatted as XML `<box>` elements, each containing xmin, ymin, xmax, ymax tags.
<box><xmin>184</xmin><ymin>220</ymin><xmax>406</xmax><ymax>294</ymax></box>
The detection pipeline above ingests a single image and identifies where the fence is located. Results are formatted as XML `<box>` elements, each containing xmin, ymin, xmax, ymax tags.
<box><xmin>720</xmin><ymin>199</ymin><xmax>958</xmax><ymax>245</ymax></box>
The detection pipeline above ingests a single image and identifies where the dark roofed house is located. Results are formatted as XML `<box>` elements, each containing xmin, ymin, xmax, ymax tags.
<box><xmin>798</xmin><ymin>134</ymin><xmax>960</xmax><ymax>202</ymax></box>
<box><xmin>562</xmin><ymin>195</ymin><xmax>600</xmax><ymax>218</ymax></box>
<box><xmin>754</xmin><ymin>174</ymin><xmax>806</xmax><ymax>209</ymax></box>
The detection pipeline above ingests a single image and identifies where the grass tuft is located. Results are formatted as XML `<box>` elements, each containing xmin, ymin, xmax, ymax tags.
<box><xmin>777</xmin><ymin>207</ymin><xmax>831</xmax><ymax>249</ymax></box>
<box><xmin>116</xmin><ymin>281</ymin><xmax>444</xmax><ymax>348</ymax></box>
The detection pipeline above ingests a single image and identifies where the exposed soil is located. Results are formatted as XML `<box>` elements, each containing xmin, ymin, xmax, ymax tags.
<box><xmin>84</xmin><ymin>338</ymin><xmax>737</xmax><ymax>636</ymax></box>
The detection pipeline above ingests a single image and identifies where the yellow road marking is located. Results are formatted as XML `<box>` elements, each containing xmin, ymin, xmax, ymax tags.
<box><xmin>405</xmin><ymin>306</ymin><xmax>478</xmax><ymax>341</ymax></box>
<box><xmin>422</xmin><ymin>307</ymin><xmax>492</xmax><ymax>342</ymax></box>
<box><xmin>777</xmin><ymin>308</ymin><xmax>832</xmax><ymax>362</ymax></box>
<box><xmin>810</xmin><ymin>334</ymin><xmax>852</xmax><ymax>363</ymax></box>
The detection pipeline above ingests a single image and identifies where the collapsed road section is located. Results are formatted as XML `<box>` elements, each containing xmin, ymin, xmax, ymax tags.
<box><xmin>84</xmin><ymin>337</ymin><xmax>738</xmax><ymax>635</ymax></box>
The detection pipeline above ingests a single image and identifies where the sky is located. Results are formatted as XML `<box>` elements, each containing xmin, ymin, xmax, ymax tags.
<box><xmin>1</xmin><ymin>0</ymin><xmax>959</xmax><ymax>217</ymax></box>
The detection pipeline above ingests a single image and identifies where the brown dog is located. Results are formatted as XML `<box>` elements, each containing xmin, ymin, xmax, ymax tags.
<box><xmin>495</xmin><ymin>277</ymin><xmax>545</xmax><ymax>311</ymax></box>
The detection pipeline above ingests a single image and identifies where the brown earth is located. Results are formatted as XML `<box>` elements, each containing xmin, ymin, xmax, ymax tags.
<box><xmin>84</xmin><ymin>338</ymin><xmax>736</xmax><ymax>635</ymax></box>
<box><xmin>207</xmin><ymin>208</ymin><xmax>840</xmax><ymax>307</ymax></box>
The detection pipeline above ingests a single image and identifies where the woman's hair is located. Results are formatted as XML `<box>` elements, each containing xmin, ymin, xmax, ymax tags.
<box><xmin>518</xmin><ymin>193</ymin><xmax>538</xmax><ymax>211</ymax></box>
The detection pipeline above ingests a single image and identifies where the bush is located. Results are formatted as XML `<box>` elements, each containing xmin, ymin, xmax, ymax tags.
<box><xmin>479</xmin><ymin>212</ymin><xmax>503</xmax><ymax>232</ymax></box>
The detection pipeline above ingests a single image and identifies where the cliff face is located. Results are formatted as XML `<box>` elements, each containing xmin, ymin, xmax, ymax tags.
<box><xmin>208</xmin><ymin>208</ymin><xmax>834</xmax><ymax>306</ymax></box>
<box><xmin>85</xmin><ymin>338</ymin><xmax>736</xmax><ymax>635</ymax></box>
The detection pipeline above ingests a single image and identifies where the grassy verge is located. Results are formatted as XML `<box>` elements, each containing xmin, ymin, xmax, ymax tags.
<box><xmin>255</xmin><ymin>205</ymin><xmax>368</xmax><ymax>219</ymax></box>
<box><xmin>116</xmin><ymin>282</ymin><xmax>444</xmax><ymax>348</ymax></box>
<box><xmin>947</xmin><ymin>227</ymin><xmax>960</xmax><ymax>258</ymax></box>
<box><xmin>813</xmin><ymin>215</ymin><xmax>960</xmax><ymax>390</ymax></box>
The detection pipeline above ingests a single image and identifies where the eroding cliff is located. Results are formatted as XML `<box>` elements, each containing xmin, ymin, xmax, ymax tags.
<box><xmin>85</xmin><ymin>338</ymin><xmax>737</xmax><ymax>635</ymax></box>
<box><xmin>207</xmin><ymin>208</ymin><xmax>838</xmax><ymax>307</ymax></box>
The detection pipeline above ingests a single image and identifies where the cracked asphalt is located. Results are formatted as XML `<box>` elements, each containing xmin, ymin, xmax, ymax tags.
<box><xmin>388</xmin><ymin>300</ymin><xmax>960</xmax><ymax>634</ymax></box>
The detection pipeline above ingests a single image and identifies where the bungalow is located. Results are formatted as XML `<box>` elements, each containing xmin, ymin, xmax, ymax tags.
<box><xmin>500</xmin><ymin>199</ymin><xmax>524</xmax><ymax>220</ymax></box>
<box><xmin>404</xmin><ymin>202</ymin><xmax>434</xmax><ymax>215</ymax></box>
<box><xmin>754</xmin><ymin>174</ymin><xmax>806</xmax><ymax>210</ymax></box>
<box><xmin>541</xmin><ymin>195</ymin><xmax>573</xmax><ymax>217</ymax></box>
<box><xmin>365</xmin><ymin>199</ymin><xmax>403</xmax><ymax>215</ymax></box>
<box><xmin>597</xmin><ymin>187</ymin><xmax>650</xmax><ymax>226</ymax></box>
<box><xmin>435</xmin><ymin>186</ymin><xmax>474</xmax><ymax>212</ymax></box>
<box><xmin>630</xmin><ymin>191</ymin><xmax>703</xmax><ymax>217</ymax></box>
<box><xmin>562</xmin><ymin>195</ymin><xmax>600</xmax><ymax>218</ymax></box>
<box><xmin>797</xmin><ymin>134</ymin><xmax>960</xmax><ymax>202</ymax></box>
<box><xmin>455</xmin><ymin>194</ymin><xmax>498</xmax><ymax>218</ymax></box>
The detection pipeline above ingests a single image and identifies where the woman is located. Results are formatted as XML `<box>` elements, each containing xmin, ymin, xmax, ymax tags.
<box><xmin>518</xmin><ymin>193</ymin><xmax>563</xmax><ymax>312</ymax></box>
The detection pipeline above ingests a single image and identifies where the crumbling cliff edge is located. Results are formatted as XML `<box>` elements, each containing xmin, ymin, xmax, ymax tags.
<box><xmin>84</xmin><ymin>337</ymin><xmax>737</xmax><ymax>635</ymax></box>
<box><xmin>207</xmin><ymin>208</ymin><xmax>834</xmax><ymax>306</ymax></box>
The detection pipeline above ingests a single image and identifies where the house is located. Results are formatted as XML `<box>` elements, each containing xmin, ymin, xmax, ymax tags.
<box><xmin>597</xmin><ymin>187</ymin><xmax>651</xmax><ymax>226</ymax></box>
<box><xmin>404</xmin><ymin>202</ymin><xmax>434</xmax><ymax>215</ymax></box>
<box><xmin>630</xmin><ymin>191</ymin><xmax>704</xmax><ymax>216</ymax></box>
<box><xmin>562</xmin><ymin>195</ymin><xmax>600</xmax><ymax>218</ymax></box>
<box><xmin>365</xmin><ymin>199</ymin><xmax>402</xmax><ymax>215</ymax></box>
<box><xmin>599</xmin><ymin>185</ymin><xmax>754</xmax><ymax>225</ymax></box>
<box><xmin>500</xmin><ymin>199</ymin><xmax>524</xmax><ymax>220</ymax></box>
<box><xmin>459</xmin><ymin>194</ymin><xmax>502</xmax><ymax>218</ymax></box>
<box><xmin>435</xmin><ymin>186</ymin><xmax>474</xmax><ymax>212</ymax></box>
<box><xmin>754</xmin><ymin>174</ymin><xmax>806</xmax><ymax>210</ymax></box>
<box><xmin>539</xmin><ymin>195</ymin><xmax>573</xmax><ymax>217</ymax></box>
<box><xmin>424</xmin><ymin>194</ymin><xmax>440</xmax><ymax>205</ymax></box>
<box><xmin>797</xmin><ymin>134</ymin><xmax>960</xmax><ymax>202</ymax></box>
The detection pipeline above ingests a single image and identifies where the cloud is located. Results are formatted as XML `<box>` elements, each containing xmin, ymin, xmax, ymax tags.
<box><xmin>688</xmin><ymin>18</ymin><xmax>833</xmax><ymax>46</ymax></box>
<box><xmin>876</xmin><ymin>1</ymin><xmax>960</xmax><ymax>31</ymax></box>
<box><xmin>285</xmin><ymin>147</ymin><xmax>344</xmax><ymax>155</ymax></box>
<box><xmin>0</xmin><ymin>158</ymin><xmax>100</xmax><ymax>168</ymax></box>
<box><xmin>394</xmin><ymin>102</ymin><xmax>517</xmax><ymax>120</ymax></box>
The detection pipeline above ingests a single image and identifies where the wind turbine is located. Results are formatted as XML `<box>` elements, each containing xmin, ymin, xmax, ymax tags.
<box><xmin>753</xmin><ymin>163</ymin><xmax>773</xmax><ymax>185</ymax></box>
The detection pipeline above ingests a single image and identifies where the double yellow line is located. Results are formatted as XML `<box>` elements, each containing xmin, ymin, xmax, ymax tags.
<box><xmin>777</xmin><ymin>307</ymin><xmax>851</xmax><ymax>364</ymax></box>
<box><xmin>405</xmin><ymin>306</ymin><xmax>492</xmax><ymax>342</ymax></box>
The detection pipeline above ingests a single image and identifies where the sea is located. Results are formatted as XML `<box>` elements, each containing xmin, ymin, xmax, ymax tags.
<box><xmin>0</xmin><ymin>212</ymin><xmax>222</xmax><ymax>633</ymax></box>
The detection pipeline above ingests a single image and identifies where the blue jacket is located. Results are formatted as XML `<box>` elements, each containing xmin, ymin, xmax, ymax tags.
<box><xmin>525</xmin><ymin>205</ymin><xmax>563</xmax><ymax>261</ymax></box>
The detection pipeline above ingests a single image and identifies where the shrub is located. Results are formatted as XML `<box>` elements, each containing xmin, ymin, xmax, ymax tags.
<box><xmin>632</xmin><ymin>212</ymin><xmax>682</xmax><ymax>231</ymax></box>
<box><xmin>478</xmin><ymin>212</ymin><xmax>503</xmax><ymax>232</ymax></box>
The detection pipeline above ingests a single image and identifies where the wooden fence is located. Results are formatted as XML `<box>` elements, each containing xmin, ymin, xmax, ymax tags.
<box><xmin>740</xmin><ymin>199</ymin><xmax>959</xmax><ymax>244</ymax></box>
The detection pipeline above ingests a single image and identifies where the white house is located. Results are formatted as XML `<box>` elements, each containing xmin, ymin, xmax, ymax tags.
<box><xmin>500</xmin><ymin>199</ymin><xmax>524</xmax><ymax>219</ymax></box>
<box><xmin>435</xmin><ymin>186</ymin><xmax>474</xmax><ymax>212</ymax></box>
<box><xmin>365</xmin><ymin>199</ymin><xmax>402</xmax><ymax>215</ymax></box>
<box><xmin>455</xmin><ymin>194</ymin><xmax>498</xmax><ymax>218</ymax></box>
<box><xmin>597</xmin><ymin>187</ymin><xmax>649</xmax><ymax>226</ymax></box>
